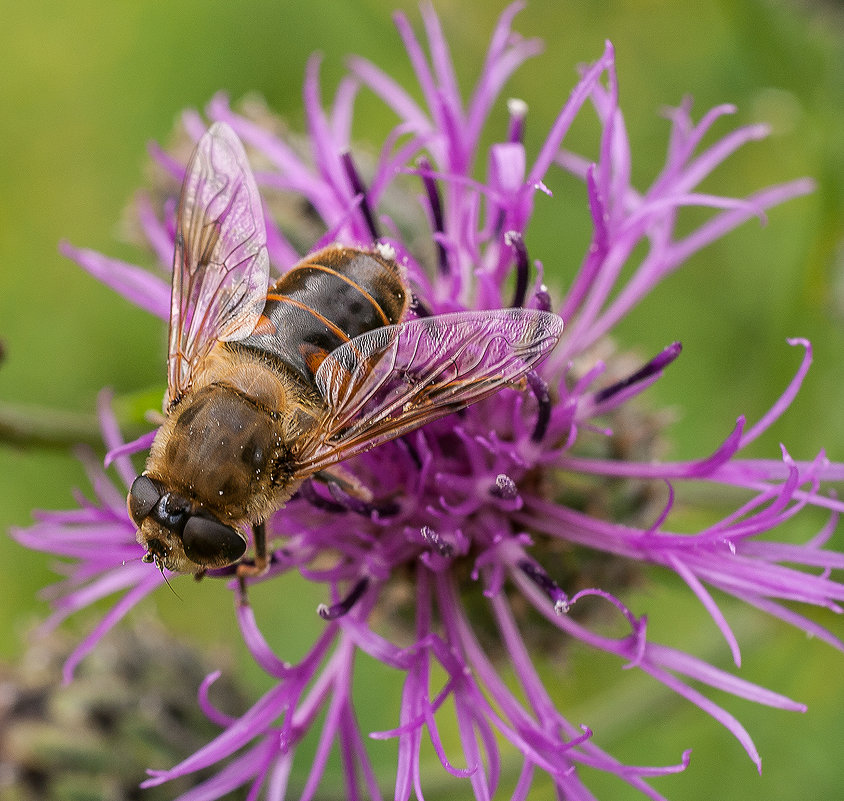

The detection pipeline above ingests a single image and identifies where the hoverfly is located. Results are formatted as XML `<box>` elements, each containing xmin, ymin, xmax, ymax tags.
<box><xmin>127</xmin><ymin>122</ymin><xmax>564</xmax><ymax>578</ymax></box>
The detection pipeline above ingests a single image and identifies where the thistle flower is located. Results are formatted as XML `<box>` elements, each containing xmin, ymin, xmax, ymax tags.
<box><xmin>0</xmin><ymin>619</ymin><xmax>245</xmax><ymax>800</ymax></box>
<box><xmin>13</xmin><ymin>4</ymin><xmax>844</xmax><ymax>800</ymax></box>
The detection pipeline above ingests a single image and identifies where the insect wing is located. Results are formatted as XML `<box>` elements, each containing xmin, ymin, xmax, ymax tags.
<box><xmin>294</xmin><ymin>309</ymin><xmax>564</xmax><ymax>475</ymax></box>
<box><xmin>168</xmin><ymin>121</ymin><xmax>270</xmax><ymax>406</ymax></box>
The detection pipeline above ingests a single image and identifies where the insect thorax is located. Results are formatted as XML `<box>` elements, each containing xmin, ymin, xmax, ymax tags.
<box><xmin>147</xmin><ymin>383</ymin><xmax>298</xmax><ymax>525</ymax></box>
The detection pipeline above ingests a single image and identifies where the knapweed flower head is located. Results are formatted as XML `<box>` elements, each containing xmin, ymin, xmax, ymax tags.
<box><xmin>14</xmin><ymin>3</ymin><xmax>844</xmax><ymax>799</ymax></box>
<box><xmin>0</xmin><ymin>619</ymin><xmax>245</xmax><ymax>801</ymax></box>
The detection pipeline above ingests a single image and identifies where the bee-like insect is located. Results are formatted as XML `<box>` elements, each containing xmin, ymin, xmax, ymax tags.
<box><xmin>127</xmin><ymin>122</ymin><xmax>564</xmax><ymax>577</ymax></box>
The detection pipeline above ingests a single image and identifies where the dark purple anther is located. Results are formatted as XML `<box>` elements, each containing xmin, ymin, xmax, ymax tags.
<box><xmin>416</xmin><ymin>156</ymin><xmax>449</xmax><ymax>276</ymax></box>
<box><xmin>318</xmin><ymin>577</ymin><xmax>370</xmax><ymax>620</ymax></box>
<box><xmin>341</xmin><ymin>150</ymin><xmax>379</xmax><ymax>242</ymax></box>
<box><xmin>505</xmin><ymin>230</ymin><xmax>529</xmax><ymax>308</ymax></box>
<box><xmin>594</xmin><ymin>342</ymin><xmax>682</xmax><ymax>404</ymax></box>
<box><xmin>507</xmin><ymin>98</ymin><xmax>528</xmax><ymax>144</ymax></box>
<box><xmin>518</xmin><ymin>559</ymin><xmax>569</xmax><ymax>614</ymax></box>
<box><xmin>526</xmin><ymin>370</ymin><xmax>551</xmax><ymax>442</ymax></box>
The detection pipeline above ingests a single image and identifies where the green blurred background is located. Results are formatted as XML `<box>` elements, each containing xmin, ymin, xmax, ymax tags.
<box><xmin>1</xmin><ymin>0</ymin><xmax>842</xmax><ymax>798</ymax></box>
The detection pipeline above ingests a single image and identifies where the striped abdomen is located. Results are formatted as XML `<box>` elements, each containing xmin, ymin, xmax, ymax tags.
<box><xmin>235</xmin><ymin>246</ymin><xmax>408</xmax><ymax>392</ymax></box>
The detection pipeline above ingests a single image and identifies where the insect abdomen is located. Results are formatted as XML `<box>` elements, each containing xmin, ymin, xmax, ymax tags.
<box><xmin>239</xmin><ymin>246</ymin><xmax>408</xmax><ymax>390</ymax></box>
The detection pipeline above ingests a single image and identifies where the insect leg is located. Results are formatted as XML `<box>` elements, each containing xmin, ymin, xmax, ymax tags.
<box><xmin>252</xmin><ymin>520</ymin><xmax>267</xmax><ymax>572</ymax></box>
<box><xmin>236</xmin><ymin>521</ymin><xmax>268</xmax><ymax>603</ymax></box>
<box><xmin>313</xmin><ymin>465</ymin><xmax>374</xmax><ymax>503</ymax></box>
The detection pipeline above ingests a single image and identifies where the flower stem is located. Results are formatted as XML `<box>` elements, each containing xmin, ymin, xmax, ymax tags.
<box><xmin>0</xmin><ymin>401</ymin><xmax>126</xmax><ymax>449</ymax></box>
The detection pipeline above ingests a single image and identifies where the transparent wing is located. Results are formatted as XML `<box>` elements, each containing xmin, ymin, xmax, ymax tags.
<box><xmin>293</xmin><ymin>309</ymin><xmax>564</xmax><ymax>476</ymax></box>
<box><xmin>167</xmin><ymin>121</ymin><xmax>269</xmax><ymax>406</ymax></box>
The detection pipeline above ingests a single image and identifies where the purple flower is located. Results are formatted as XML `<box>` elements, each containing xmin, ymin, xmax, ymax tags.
<box><xmin>14</xmin><ymin>3</ymin><xmax>844</xmax><ymax>799</ymax></box>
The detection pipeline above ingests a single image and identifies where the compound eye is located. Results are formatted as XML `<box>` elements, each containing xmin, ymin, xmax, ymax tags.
<box><xmin>182</xmin><ymin>515</ymin><xmax>247</xmax><ymax>568</ymax></box>
<box><xmin>128</xmin><ymin>475</ymin><xmax>161</xmax><ymax>526</ymax></box>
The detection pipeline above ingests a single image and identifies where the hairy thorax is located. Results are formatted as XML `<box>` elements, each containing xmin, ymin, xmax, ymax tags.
<box><xmin>146</xmin><ymin>345</ymin><xmax>317</xmax><ymax>528</ymax></box>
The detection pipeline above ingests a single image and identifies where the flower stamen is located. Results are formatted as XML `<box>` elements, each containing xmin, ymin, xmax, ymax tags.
<box><xmin>490</xmin><ymin>473</ymin><xmax>518</xmax><ymax>500</ymax></box>
<box><xmin>507</xmin><ymin>97</ymin><xmax>528</xmax><ymax>144</ymax></box>
<box><xmin>340</xmin><ymin>150</ymin><xmax>379</xmax><ymax>242</ymax></box>
<box><xmin>526</xmin><ymin>370</ymin><xmax>552</xmax><ymax>442</ymax></box>
<box><xmin>416</xmin><ymin>156</ymin><xmax>449</xmax><ymax>276</ymax></box>
<box><xmin>533</xmin><ymin>283</ymin><xmax>553</xmax><ymax>312</ymax></box>
<box><xmin>421</xmin><ymin>525</ymin><xmax>455</xmax><ymax>557</ymax></box>
<box><xmin>518</xmin><ymin>558</ymin><xmax>570</xmax><ymax>614</ymax></box>
<box><xmin>505</xmin><ymin>230</ymin><xmax>529</xmax><ymax>308</ymax></box>
<box><xmin>594</xmin><ymin>342</ymin><xmax>683</xmax><ymax>405</ymax></box>
<box><xmin>318</xmin><ymin>577</ymin><xmax>370</xmax><ymax>620</ymax></box>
